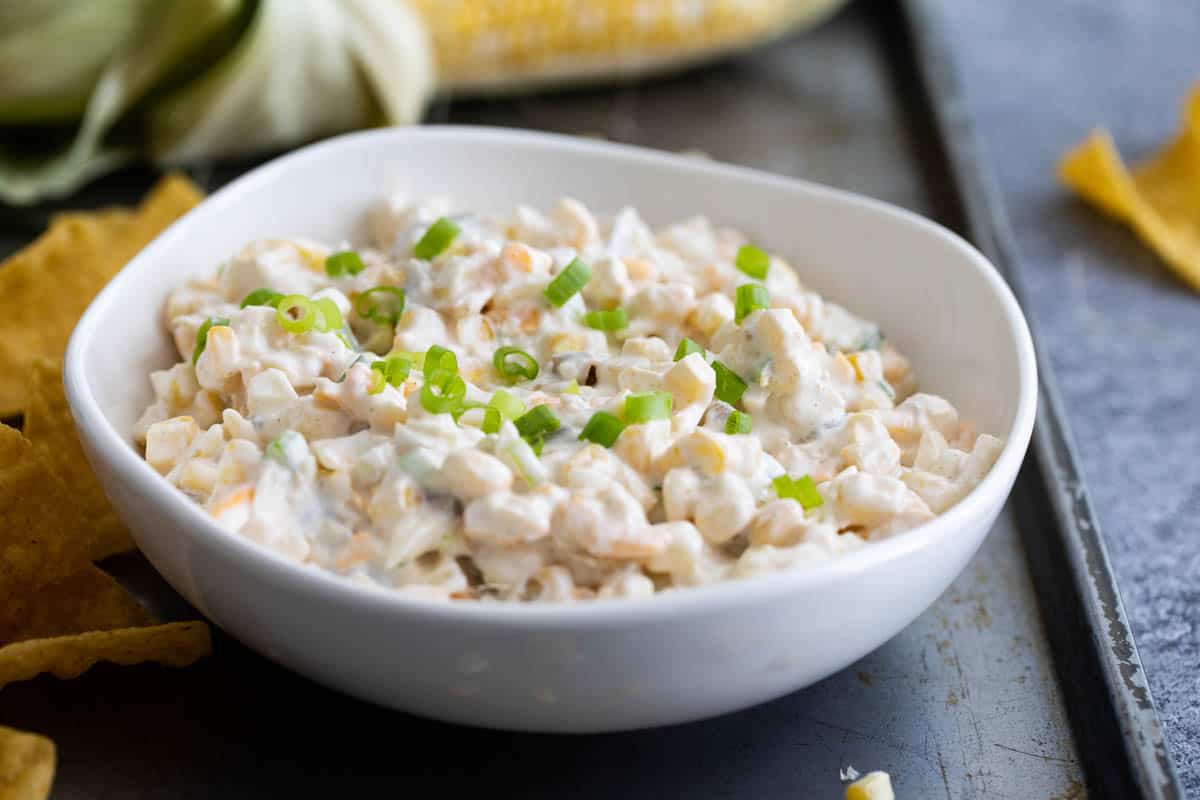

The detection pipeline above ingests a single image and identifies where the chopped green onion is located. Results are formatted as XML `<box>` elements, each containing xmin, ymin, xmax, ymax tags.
<box><xmin>312</xmin><ymin>297</ymin><xmax>343</xmax><ymax>332</ymax></box>
<box><xmin>191</xmin><ymin>317</ymin><xmax>229</xmax><ymax>365</ymax></box>
<box><xmin>354</xmin><ymin>286</ymin><xmax>405</xmax><ymax>326</ymax></box>
<box><xmin>391</xmin><ymin>350</ymin><xmax>425</xmax><ymax>369</ymax></box>
<box><xmin>726</xmin><ymin>410</ymin><xmax>753</xmax><ymax>435</ymax></box>
<box><xmin>488</xmin><ymin>389</ymin><xmax>525</xmax><ymax>421</ymax></box>
<box><xmin>514</xmin><ymin>404</ymin><xmax>560</xmax><ymax>442</ymax></box>
<box><xmin>735</xmin><ymin>244</ymin><xmax>770</xmax><ymax>280</ymax></box>
<box><xmin>240</xmin><ymin>288</ymin><xmax>284</xmax><ymax>309</ymax></box>
<box><xmin>583</xmin><ymin>307</ymin><xmax>627</xmax><ymax>331</ymax></box>
<box><xmin>413</xmin><ymin>217</ymin><xmax>460</xmax><ymax>260</ymax></box>
<box><xmin>543</xmin><ymin>257</ymin><xmax>591</xmax><ymax>306</ymax></box>
<box><xmin>265</xmin><ymin>430</ymin><xmax>304</xmax><ymax>465</ymax></box>
<box><xmin>530</xmin><ymin>436</ymin><xmax>545</xmax><ymax>456</ymax></box>
<box><xmin>451</xmin><ymin>401</ymin><xmax>487</xmax><ymax>423</ymax></box>
<box><xmin>370</xmin><ymin>355</ymin><xmax>412</xmax><ymax>393</ymax></box>
<box><xmin>481</xmin><ymin>406</ymin><xmax>503</xmax><ymax>434</ymax></box>
<box><xmin>578</xmin><ymin>411</ymin><xmax>625</xmax><ymax>448</ymax></box>
<box><xmin>563</xmin><ymin>379</ymin><xmax>580</xmax><ymax>395</ymax></box>
<box><xmin>624</xmin><ymin>391</ymin><xmax>673</xmax><ymax>424</ymax></box>
<box><xmin>735</xmin><ymin>283</ymin><xmax>770</xmax><ymax>324</ymax></box>
<box><xmin>493</xmin><ymin>346</ymin><xmax>539</xmax><ymax>382</ymax></box>
<box><xmin>674</xmin><ymin>337</ymin><xmax>703</xmax><ymax>361</ymax></box>
<box><xmin>773</xmin><ymin>474</ymin><xmax>823</xmax><ymax>510</ymax></box>
<box><xmin>367</xmin><ymin>369</ymin><xmax>386</xmax><ymax>395</ymax></box>
<box><xmin>711</xmin><ymin>360</ymin><xmax>748</xmax><ymax>406</ymax></box>
<box><xmin>325</xmin><ymin>250</ymin><xmax>365</xmax><ymax>277</ymax></box>
<box><xmin>419</xmin><ymin>370</ymin><xmax>467</xmax><ymax>415</ymax></box>
<box><xmin>424</xmin><ymin>344</ymin><xmax>457</xmax><ymax>376</ymax></box>
<box><xmin>276</xmin><ymin>295</ymin><xmax>317</xmax><ymax>334</ymax></box>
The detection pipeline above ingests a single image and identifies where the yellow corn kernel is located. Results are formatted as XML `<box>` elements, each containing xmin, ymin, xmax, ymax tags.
<box><xmin>680</xmin><ymin>429</ymin><xmax>725</xmax><ymax>475</ymax></box>
<box><xmin>549</xmin><ymin>332</ymin><xmax>585</xmax><ymax>354</ymax></box>
<box><xmin>845</xmin><ymin>771</ymin><xmax>894</xmax><ymax>800</ymax></box>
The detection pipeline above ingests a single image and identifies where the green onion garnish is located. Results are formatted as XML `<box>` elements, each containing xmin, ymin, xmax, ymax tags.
<box><xmin>583</xmin><ymin>307</ymin><xmax>628</xmax><ymax>331</ymax></box>
<box><xmin>493</xmin><ymin>346</ymin><xmax>539</xmax><ymax>382</ymax></box>
<box><xmin>481</xmin><ymin>406</ymin><xmax>503</xmax><ymax>434</ymax></box>
<box><xmin>451</xmin><ymin>401</ymin><xmax>487</xmax><ymax>423</ymax></box>
<box><xmin>191</xmin><ymin>317</ymin><xmax>229</xmax><ymax>365</ymax></box>
<box><xmin>354</xmin><ymin>286</ymin><xmax>405</xmax><ymax>326</ymax></box>
<box><xmin>563</xmin><ymin>379</ymin><xmax>580</xmax><ymax>395</ymax></box>
<box><xmin>325</xmin><ymin>250</ymin><xmax>365</xmax><ymax>277</ymax></box>
<box><xmin>624</xmin><ymin>391</ymin><xmax>673</xmax><ymax>424</ymax></box>
<box><xmin>735</xmin><ymin>244</ymin><xmax>769</xmax><ymax>280</ymax></box>
<box><xmin>367</xmin><ymin>369</ymin><xmax>386</xmax><ymax>395</ymax></box>
<box><xmin>488</xmin><ymin>389</ymin><xmax>525</xmax><ymax>421</ymax></box>
<box><xmin>514</xmin><ymin>404</ymin><xmax>561</xmax><ymax>442</ymax></box>
<box><xmin>413</xmin><ymin>217</ymin><xmax>460</xmax><ymax>260</ymax></box>
<box><xmin>276</xmin><ymin>295</ymin><xmax>317</xmax><ymax>334</ymax></box>
<box><xmin>420</xmin><ymin>370</ymin><xmax>467</xmax><ymax>414</ymax></box>
<box><xmin>368</xmin><ymin>355</ymin><xmax>412</xmax><ymax>394</ymax></box>
<box><xmin>674</xmin><ymin>337</ymin><xmax>703</xmax><ymax>361</ymax></box>
<box><xmin>726</xmin><ymin>410</ymin><xmax>753</xmax><ymax>435</ymax></box>
<box><xmin>578</xmin><ymin>411</ymin><xmax>625</xmax><ymax>448</ymax></box>
<box><xmin>712</xmin><ymin>360</ymin><xmax>747</xmax><ymax>406</ymax></box>
<box><xmin>424</xmin><ymin>344</ymin><xmax>458</xmax><ymax>376</ymax></box>
<box><xmin>773</xmin><ymin>474</ymin><xmax>823</xmax><ymax>510</ymax></box>
<box><xmin>735</xmin><ymin>283</ymin><xmax>769</xmax><ymax>324</ymax></box>
<box><xmin>240</xmin><ymin>288</ymin><xmax>284</xmax><ymax>309</ymax></box>
<box><xmin>543</xmin><ymin>257</ymin><xmax>591</xmax><ymax>307</ymax></box>
<box><xmin>312</xmin><ymin>298</ymin><xmax>343</xmax><ymax>332</ymax></box>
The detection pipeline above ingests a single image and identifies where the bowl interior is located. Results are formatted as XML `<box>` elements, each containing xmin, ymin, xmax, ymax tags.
<box><xmin>77</xmin><ymin>127</ymin><xmax>1027</xmax><ymax>487</ymax></box>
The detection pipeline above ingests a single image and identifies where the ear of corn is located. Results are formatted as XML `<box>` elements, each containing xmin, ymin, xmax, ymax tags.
<box><xmin>409</xmin><ymin>0</ymin><xmax>849</xmax><ymax>92</ymax></box>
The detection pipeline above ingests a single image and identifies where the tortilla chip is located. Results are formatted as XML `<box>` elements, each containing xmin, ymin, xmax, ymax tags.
<box><xmin>0</xmin><ymin>425</ymin><xmax>91</xmax><ymax>601</ymax></box>
<box><xmin>0</xmin><ymin>726</ymin><xmax>54</xmax><ymax>800</ymax></box>
<box><xmin>1059</xmin><ymin>84</ymin><xmax>1200</xmax><ymax>292</ymax></box>
<box><xmin>0</xmin><ymin>174</ymin><xmax>203</xmax><ymax>416</ymax></box>
<box><xmin>0</xmin><ymin>566</ymin><xmax>153</xmax><ymax>647</ymax></box>
<box><xmin>0</xmin><ymin>622</ymin><xmax>211</xmax><ymax>687</ymax></box>
<box><xmin>22</xmin><ymin>359</ymin><xmax>134</xmax><ymax>560</ymax></box>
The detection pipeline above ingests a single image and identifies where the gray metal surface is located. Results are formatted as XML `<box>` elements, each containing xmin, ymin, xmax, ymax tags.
<box><xmin>920</xmin><ymin>1</ymin><xmax>1200</xmax><ymax>793</ymax></box>
<box><xmin>1</xmin><ymin>5</ymin><xmax>1083</xmax><ymax>797</ymax></box>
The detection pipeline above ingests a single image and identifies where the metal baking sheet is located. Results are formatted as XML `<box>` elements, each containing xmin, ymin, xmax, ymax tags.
<box><xmin>902</xmin><ymin>1</ymin><xmax>1185</xmax><ymax>797</ymax></box>
<box><xmin>1</xmin><ymin>3</ymin><xmax>1089</xmax><ymax>797</ymax></box>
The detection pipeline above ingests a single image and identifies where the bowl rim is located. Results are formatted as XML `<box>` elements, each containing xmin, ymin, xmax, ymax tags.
<box><xmin>64</xmin><ymin>125</ymin><xmax>1037</xmax><ymax>627</ymax></box>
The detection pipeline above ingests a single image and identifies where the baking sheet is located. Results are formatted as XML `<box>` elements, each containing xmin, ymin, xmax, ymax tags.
<box><xmin>0</xmin><ymin>3</ymin><xmax>1090</xmax><ymax>797</ymax></box>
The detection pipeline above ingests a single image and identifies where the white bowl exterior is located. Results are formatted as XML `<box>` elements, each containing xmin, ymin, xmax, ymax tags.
<box><xmin>66</xmin><ymin>128</ymin><xmax>1036</xmax><ymax>732</ymax></box>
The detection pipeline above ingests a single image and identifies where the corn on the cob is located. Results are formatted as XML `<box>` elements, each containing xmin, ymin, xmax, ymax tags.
<box><xmin>410</xmin><ymin>0</ymin><xmax>849</xmax><ymax>92</ymax></box>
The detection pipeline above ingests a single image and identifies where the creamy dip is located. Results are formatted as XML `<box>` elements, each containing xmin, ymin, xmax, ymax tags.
<box><xmin>136</xmin><ymin>195</ymin><xmax>1003</xmax><ymax>602</ymax></box>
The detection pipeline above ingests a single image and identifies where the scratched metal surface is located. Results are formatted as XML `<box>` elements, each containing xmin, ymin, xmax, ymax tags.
<box><xmin>0</xmin><ymin>4</ymin><xmax>1084</xmax><ymax>798</ymax></box>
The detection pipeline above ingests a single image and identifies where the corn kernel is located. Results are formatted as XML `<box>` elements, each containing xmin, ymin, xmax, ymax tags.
<box><xmin>845</xmin><ymin>771</ymin><xmax>894</xmax><ymax>800</ymax></box>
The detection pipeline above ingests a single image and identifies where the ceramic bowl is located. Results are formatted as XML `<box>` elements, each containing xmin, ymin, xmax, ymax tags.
<box><xmin>65</xmin><ymin>127</ymin><xmax>1036</xmax><ymax>732</ymax></box>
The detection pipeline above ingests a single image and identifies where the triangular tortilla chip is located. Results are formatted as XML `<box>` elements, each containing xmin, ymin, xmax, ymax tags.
<box><xmin>22</xmin><ymin>359</ymin><xmax>134</xmax><ymax>560</ymax></box>
<box><xmin>0</xmin><ymin>173</ymin><xmax>202</xmax><ymax>416</ymax></box>
<box><xmin>1060</xmin><ymin>84</ymin><xmax>1200</xmax><ymax>291</ymax></box>
<box><xmin>0</xmin><ymin>566</ymin><xmax>153</xmax><ymax>647</ymax></box>
<box><xmin>0</xmin><ymin>622</ymin><xmax>211</xmax><ymax>687</ymax></box>
<box><xmin>0</xmin><ymin>725</ymin><xmax>54</xmax><ymax>800</ymax></box>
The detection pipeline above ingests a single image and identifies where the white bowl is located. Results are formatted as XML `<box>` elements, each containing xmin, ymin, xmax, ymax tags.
<box><xmin>65</xmin><ymin>127</ymin><xmax>1036</xmax><ymax>732</ymax></box>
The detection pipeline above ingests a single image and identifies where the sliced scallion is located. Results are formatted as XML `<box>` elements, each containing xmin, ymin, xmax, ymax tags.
<box><xmin>420</xmin><ymin>370</ymin><xmax>466</xmax><ymax>414</ymax></box>
<box><xmin>711</xmin><ymin>360</ymin><xmax>748</xmax><ymax>406</ymax></box>
<box><xmin>582</xmin><ymin>307</ymin><xmax>627</xmax><ymax>331</ymax></box>
<box><xmin>192</xmin><ymin>317</ymin><xmax>229</xmax><ymax>365</ymax></box>
<box><xmin>488</xmin><ymin>389</ymin><xmax>525</xmax><ymax>421</ymax></box>
<box><xmin>514</xmin><ymin>404</ymin><xmax>560</xmax><ymax>442</ymax></box>
<box><xmin>493</xmin><ymin>346</ymin><xmax>539</xmax><ymax>382</ymax></box>
<box><xmin>354</xmin><ymin>286</ymin><xmax>405</xmax><ymax>326</ymax></box>
<box><xmin>325</xmin><ymin>250</ymin><xmax>365</xmax><ymax>277</ymax></box>
<box><xmin>726</xmin><ymin>410</ymin><xmax>753</xmax><ymax>435</ymax></box>
<box><xmin>543</xmin><ymin>257</ymin><xmax>591</xmax><ymax>307</ymax></box>
<box><xmin>735</xmin><ymin>244</ymin><xmax>769</xmax><ymax>280</ymax></box>
<box><xmin>578</xmin><ymin>411</ymin><xmax>625</xmax><ymax>448</ymax></box>
<box><xmin>276</xmin><ymin>295</ymin><xmax>317</xmax><ymax>334</ymax></box>
<box><xmin>674</xmin><ymin>337</ymin><xmax>703</xmax><ymax>361</ymax></box>
<box><xmin>240</xmin><ymin>288</ymin><xmax>284</xmax><ymax>309</ymax></box>
<box><xmin>773</xmin><ymin>474</ymin><xmax>823</xmax><ymax>510</ymax></box>
<box><xmin>624</xmin><ymin>391</ymin><xmax>673</xmax><ymax>424</ymax></box>
<box><xmin>413</xmin><ymin>217</ymin><xmax>460</xmax><ymax>260</ymax></box>
<box><xmin>735</xmin><ymin>283</ymin><xmax>769</xmax><ymax>324</ymax></box>
<box><xmin>424</xmin><ymin>344</ymin><xmax>457</xmax><ymax>376</ymax></box>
